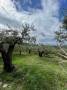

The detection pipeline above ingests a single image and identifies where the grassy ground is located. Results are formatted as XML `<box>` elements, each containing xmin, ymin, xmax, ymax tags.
<box><xmin>0</xmin><ymin>53</ymin><xmax>67</xmax><ymax>90</ymax></box>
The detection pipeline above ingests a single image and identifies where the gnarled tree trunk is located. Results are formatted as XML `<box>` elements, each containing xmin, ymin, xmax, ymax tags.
<box><xmin>1</xmin><ymin>44</ymin><xmax>15</xmax><ymax>72</ymax></box>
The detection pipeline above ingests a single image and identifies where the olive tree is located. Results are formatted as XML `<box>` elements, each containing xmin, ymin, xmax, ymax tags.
<box><xmin>0</xmin><ymin>24</ymin><xmax>35</xmax><ymax>72</ymax></box>
<box><xmin>55</xmin><ymin>16</ymin><xmax>67</xmax><ymax>57</ymax></box>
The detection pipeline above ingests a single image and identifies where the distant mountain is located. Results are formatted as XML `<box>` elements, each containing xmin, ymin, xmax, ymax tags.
<box><xmin>11</xmin><ymin>0</ymin><xmax>43</xmax><ymax>12</ymax></box>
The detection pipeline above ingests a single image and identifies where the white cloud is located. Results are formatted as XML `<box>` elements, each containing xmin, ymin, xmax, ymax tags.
<box><xmin>0</xmin><ymin>0</ymin><xmax>60</xmax><ymax>44</ymax></box>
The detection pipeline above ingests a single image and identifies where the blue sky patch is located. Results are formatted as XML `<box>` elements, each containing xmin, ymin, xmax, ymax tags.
<box><xmin>12</xmin><ymin>0</ymin><xmax>43</xmax><ymax>12</ymax></box>
<box><xmin>59</xmin><ymin>0</ymin><xmax>67</xmax><ymax>21</ymax></box>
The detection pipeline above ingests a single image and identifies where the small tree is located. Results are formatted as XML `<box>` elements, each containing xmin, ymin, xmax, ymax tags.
<box><xmin>55</xmin><ymin>16</ymin><xmax>67</xmax><ymax>57</ymax></box>
<box><xmin>28</xmin><ymin>36</ymin><xmax>36</xmax><ymax>54</ymax></box>
<box><xmin>0</xmin><ymin>24</ymin><xmax>36</xmax><ymax>72</ymax></box>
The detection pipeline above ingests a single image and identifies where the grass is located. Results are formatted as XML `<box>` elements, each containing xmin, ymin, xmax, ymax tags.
<box><xmin>0</xmin><ymin>53</ymin><xmax>67</xmax><ymax>90</ymax></box>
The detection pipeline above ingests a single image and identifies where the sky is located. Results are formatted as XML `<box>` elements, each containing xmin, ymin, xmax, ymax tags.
<box><xmin>0</xmin><ymin>0</ymin><xmax>67</xmax><ymax>45</ymax></box>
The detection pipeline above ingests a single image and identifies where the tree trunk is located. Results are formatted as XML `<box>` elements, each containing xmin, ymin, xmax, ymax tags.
<box><xmin>59</xmin><ymin>46</ymin><xmax>67</xmax><ymax>56</ymax></box>
<box><xmin>1</xmin><ymin>44</ymin><xmax>15</xmax><ymax>72</ymax></box>
<box><xmin>29</xmin><ymin>49</ymin><xmax>31</xmax><ymax>54</ymax></box>
<box><xmin>39</xmin><ymin>51</ymin><xmax>42</xmax><ymax>57</ymax></box>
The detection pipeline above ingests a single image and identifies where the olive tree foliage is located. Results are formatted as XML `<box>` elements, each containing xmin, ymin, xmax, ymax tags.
<box><xmin>0</xmin><ymin>23</ymin><xmax>36</xmax><ymax>72</ymax></box>
<box><xmin>19</xmin><ymin>24</ymin><xmax>36</xmax><ymax>55</ymax></box>
<box><xmin>55</xmin><ymin>16</ymin><xmax>67</xmax><ymax>57</ymax></box>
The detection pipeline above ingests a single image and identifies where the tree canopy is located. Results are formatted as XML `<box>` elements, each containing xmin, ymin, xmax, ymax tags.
<box><xmin>0</xmin><ymin>23</ymin><xmax>36</xmax><ymax>72</ymax></box>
